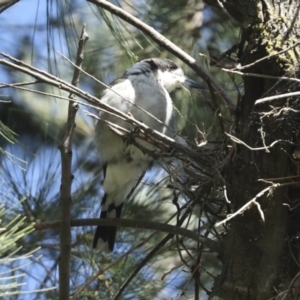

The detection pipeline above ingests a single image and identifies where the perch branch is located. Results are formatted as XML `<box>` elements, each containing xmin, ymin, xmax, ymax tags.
<box><xmin>34</xmin><ymin>218</ymin><xmax>214</xmax><ymax>245</ymax></box>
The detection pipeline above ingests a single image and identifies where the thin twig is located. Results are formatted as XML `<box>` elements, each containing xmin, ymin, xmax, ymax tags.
<box><xmin>112</xmin><ymin>203</ymin><xmax>198</xmax><ymax>300</ymax></box>
<box><xmin>86</xmin><ymin>111</ymin><xmax>213</xmax><ymax>168</ymax></box>
<box><xmin>175</xmin><ymin>258</ymin><xmax>203</xmax><ymax>300</ymax></box>
<box><xmin>0</xmin><ymin>80</ymin><xmax>40</xmax><ymax>87</ymax></box>
<box><xmin>223</xmin><ymin>184</ymin><xmax>231</xmax><ymax>203</ymax></box>
<box><xmin>226</xmin><ymin>132</ymin><xmax>289</xmax><ymax>151</ymax></box>
<box><xmin>57</xmin><ymin>24</ymin><xmax>88</xmax><ymax>300</ymax></box>
<box><xmin>215</xmin><ymin>185</ymin><xmax>281</xmax><ymax>227</ymax></box>
<box><xmin>87</xmin><ymin>0</ymin><xmax>235</xmax><ymax>109</ymax></box>
<box><xmin>1</xmin><ymin>83</ymin><xmax>102</xmax><ymax>111</ymax></box>
<box><xmin>233</xmin><ymin>41</ymin><xmax>300</xmax><ymax>71</ymax></box>
<box><xmin>71</xmin><ymin>232</ymin><xmax>155</xmax><ymax>300</ymax></box>
<box><xmin>222</xmin><ymin>68</ymin><xmax>300</xmax><ymax>84</ymax></box>
<box><xmin>71</xmin><ymin>205</ymin><xmax>193</xmax><ymax>299</ymax></box>
<box><xmin>255</xmin><ymin>90</ymin><xmax>300</xmax><ymax>105</ymax></box>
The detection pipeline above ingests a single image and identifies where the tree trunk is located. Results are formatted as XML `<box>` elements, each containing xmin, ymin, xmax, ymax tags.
<box><xmin>207</xmin><ymin>1</ymin><xmax>300</xmax><ymax>299</ymax></box>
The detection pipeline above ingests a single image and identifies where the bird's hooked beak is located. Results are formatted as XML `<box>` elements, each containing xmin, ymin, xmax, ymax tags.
<box><xmin>183</xmin><ymin>77</ymin><xmax>204</xmax><ymax>89</ymax></box>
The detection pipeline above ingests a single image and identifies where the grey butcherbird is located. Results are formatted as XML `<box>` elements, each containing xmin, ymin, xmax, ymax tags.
<box><xmin>93</xmin><ymin>58</ymin><xmax>204</xmax><ymax>252</ymax></box>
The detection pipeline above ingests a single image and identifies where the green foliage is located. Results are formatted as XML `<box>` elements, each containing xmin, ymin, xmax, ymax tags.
<box><xmin>0</xmin><ymin>201</ymin><xmax>55</xmax><ymax>298</ymax></box>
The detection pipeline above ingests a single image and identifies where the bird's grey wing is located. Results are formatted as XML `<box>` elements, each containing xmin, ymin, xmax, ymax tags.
<box><xmin>95</xmin><ymin>79</ymin><xmax>136</xmax><ymax>164</ymax></box>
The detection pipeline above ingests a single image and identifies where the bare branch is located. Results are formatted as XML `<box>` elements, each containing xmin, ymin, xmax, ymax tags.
<box><xmin>71</xmin><ymin>202</ymin><xmax>202</xmax><ymax>299</ymax></box>
<box><xmin>71</xmin><ymin>230</ymin><xmax>158</xmax><ymax>300</ymax></box>
<box><xmin>225</xmin><ymin>132</ymin><xmax>291</xmax><ymax>151</ymax></box>
<box><xmin>34</xmin><ymin>218</ymin><xmax>214</xmax><ymax>245</ymax></box>
<box><xmin>57</xmin><ymin>24</ymin><xmax>88</xmax><ymax>300</ymax></box>
<box><xmin>223</xmin><ymin>68</ymin><xmax>300</xmax><ymax>84</ymax></box>
<box><xmin>214</xmin><ymin>185</ymin><xmax>282</xmax><ymax>227</ymax></box>
<box><xmin>233</xmin><ymin>41</ymin><xmax>300</xmax><ymax>71</ymax></box>
<box><xmin>86</xmin><ymin>0</ymin><xmax>235</xmax><ymax>109</ymax></box>
<box><xmin>0</xmin><ymin>80</ymin><xmax>40</xmax><ymax>88</ymax></box>
<box><xmin>255</xmin><ymin>90</ymin><xmax>300</xmax><ymax>105</ymax></box>
<box><xmin>112</xmin><ymin>204</ymin><xmax>198</xmax><ymax>300</ymax></box>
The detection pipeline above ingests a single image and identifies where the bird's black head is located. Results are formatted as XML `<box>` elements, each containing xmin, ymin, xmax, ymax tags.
<box><xmin>124</xmin><ymin>58</ymin><xmax>204</xmax><ymax>92</ymax></box>
<box><xmin>143</xmin><ymin>58</ymin><xmax>180</xmax><ymax>73</ymax></box>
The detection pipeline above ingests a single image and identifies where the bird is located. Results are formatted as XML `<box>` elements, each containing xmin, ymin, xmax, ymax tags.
<box><xmin>93</xmin><ymin>58</ymin><xmax>203</xmax><ymax>252</ymax></box>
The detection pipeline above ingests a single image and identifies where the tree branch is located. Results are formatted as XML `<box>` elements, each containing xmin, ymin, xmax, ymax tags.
<box><xmin>57</xmin><ymin>24</ymin><xmax>88</xmax><ymax>300</ymax></box>
<box><xmin>34</xmin><ymin>218</ymin><xmax>216</xmax><ymax>247</ymax></box>
<box><xmin>0</xmin><ymin>0</ymin><xmax>19</xmax><ymax>14</ymax></box>
<box><xmin>86</xmin><ymin>0</ymin><xmax>235</xmax><ymax>109</ymax></box>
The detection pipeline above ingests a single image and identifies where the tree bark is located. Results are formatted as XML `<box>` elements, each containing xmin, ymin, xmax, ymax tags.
<box><xmin>208</xmin><ymin>1</ymin><xmax>300</xmax><ymax>299</ymax></box>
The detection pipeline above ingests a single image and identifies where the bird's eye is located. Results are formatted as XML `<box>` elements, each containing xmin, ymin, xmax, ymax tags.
<box><xmin>168</xmin><ymin>64</ymin><xmax>176</xmax><ymax>71</ymax></box>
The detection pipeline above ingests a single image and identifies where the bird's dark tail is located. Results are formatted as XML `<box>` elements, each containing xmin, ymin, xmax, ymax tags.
<box><xmin>93</xmin><ymin>197</ymin><xmax>124</xmax><ymax>253</ymax></box>
<box><xmin>92</xmin><ymin>163</ymin><xmax>147</xmax><ymax>253</ymax></box>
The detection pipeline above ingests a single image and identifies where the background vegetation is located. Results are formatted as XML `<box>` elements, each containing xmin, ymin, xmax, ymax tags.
<box><xmin>1</xmin><ymin>0</ymin><xmax>299</xmax><ymax>299</ymax></box>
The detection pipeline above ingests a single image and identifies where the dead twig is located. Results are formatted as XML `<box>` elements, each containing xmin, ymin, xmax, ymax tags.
<box><xmin>225</xmin><ymin>132</ymin><xmax>292</xmax><ymax>151</ymax></box>
<box><xmin>71</xmin><ymin>230</ymin><xmax>157</xmax><ymax>300</ymax></box>
<box><xmin>223</xmin><ymin>68</ymin><xmax>300</xmax><ymax>84</ymax></box>
<box><xmin>233</xmin><ymin>41</ymin><xmax>300</xmax><ymax>71</ymax></box>
<box><xmin>255</xmin><ymin>90</ymin><xmax>300</xmax><ymax>105</ymax></box>
<box><xmin>215</xmin><ymin>185</ymin><xmax>282</xmax><ymax>227</ymax></box>
<box><xmin>112</xmin><ymin>202</ymin><xmax>198</xmax><ymax>300</ymax></box>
